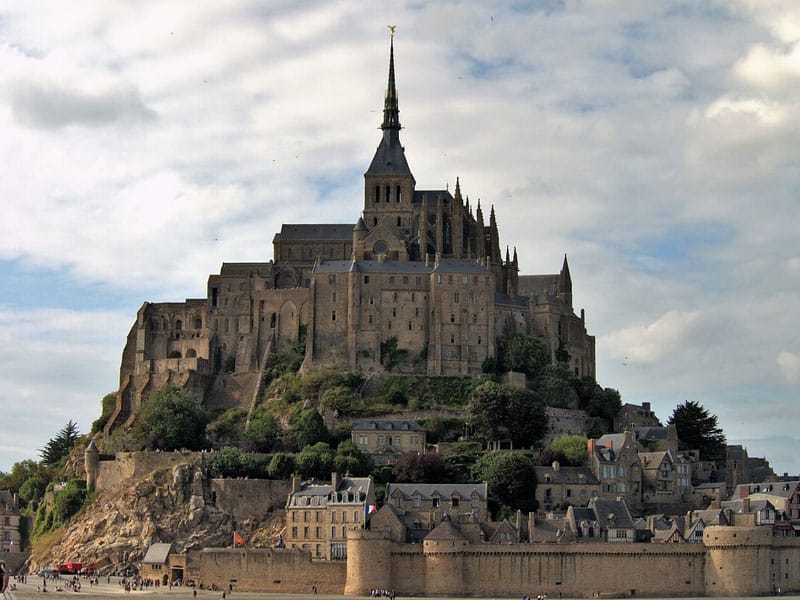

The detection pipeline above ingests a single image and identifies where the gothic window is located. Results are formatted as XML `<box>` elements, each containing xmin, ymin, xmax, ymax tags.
<box><xmin>364</xmin><ymin>275</ymin><xmax>370</xmax><ymax>284</ymax></box>
<box><xmin>454</xmin><ymin>291</ymin><xmax>459</xmax><ymax>303</ymax></box>
<box><xmin>375</xmin><ymin>185</ymin><xmax>380</xmax><ymax>203</ymax></box>
<box><xmin>195</xmin><ymin>318</ymin><xmax>202</xmax><ymax>329</ymax></box>
<box><xmin>175</xmin><ymin>319</ymin><xmax>183</xmax><ymax>331</ymax></box>
<box><xmin>331</xmin><ymin>310</ymin><xmax>336</xmax><ymax>321</ymax></box>
<box><xmin>396</xmin><ymin>185</ymin><xmax>402</xmax><ymax>202</ymax></box>
<box><xmin>385</xmin><ymin>185</ymin><xmax>390</xmax><ymax>202</ymax></box>
<box><xmin>397</xmin><ymin>216</ymin><xmax>401</xmax><ymax>227</ymax></box>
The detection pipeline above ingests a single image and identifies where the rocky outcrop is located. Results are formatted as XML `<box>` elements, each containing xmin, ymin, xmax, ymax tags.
<box><xmin>34</xmin><ymin>459</ymin><xmax>285</xmax><ymax>573</ymax></box>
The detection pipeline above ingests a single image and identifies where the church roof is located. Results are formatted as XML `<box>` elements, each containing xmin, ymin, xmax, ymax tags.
<box><xmin>311</xmin><ymin>258</ymin><xmax>491</xmax><ymax>275</ymax></box>
<box><xmin>273</xmin><ymin>224</ymin><xmax>354</xmax><ymax>242</ymax></box>
<box><xmin>517</xmin><ymin>274</ymin><xmax>560</xmax><ymax>298</ymax></box>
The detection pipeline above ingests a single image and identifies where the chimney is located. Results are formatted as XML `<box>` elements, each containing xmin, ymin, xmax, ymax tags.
<box><xmin>642</xmin><ymin>401</ymin><xmax>651</xmax><ymax>412</ymax></box>
<box><xmin>331</xmin><ymin>472</ymin><xmax>339</xmax><ymax>492</ymax></box>
<box><xmin>587</xmin><ymin>438</ymin><xmax>596</xmax><ymax>456</ymax></box>
<box><xmin>742</xmin><ymin>497</ymin><xmax>750</xmax><ymax>513</ymax></box>
<box><xmin>291</xmin><ymin>475</ymin><xmax>300</xmax><ymax>493</ymax></box>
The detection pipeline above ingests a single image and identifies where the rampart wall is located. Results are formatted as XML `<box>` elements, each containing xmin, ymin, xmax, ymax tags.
<box><xmin>209</xmin><ymin>479</ymin><xmax>290</xmax><ymax>521</ymax></box>
<box><xmin>341</xmin><ymin>526</ymin><xmax>800</xmax><ymax>597</ymax></box>
<box><xmin>198</xmin><ymin>548</ymin><xmax>346</xmax><ymax>594</ymax></box>
<box><xmin>95</xmin><ymin>451</ymin><xmax>204</xmax><ymax>492</ymax></box>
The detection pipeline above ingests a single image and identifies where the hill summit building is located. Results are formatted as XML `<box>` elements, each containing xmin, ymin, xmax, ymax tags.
<box><xmin>108</xmin><ymin>35</ymin><xmax>596</xmax><ymax>430</ymax></box>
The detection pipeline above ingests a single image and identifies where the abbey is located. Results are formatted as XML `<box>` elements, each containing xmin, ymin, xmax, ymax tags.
<box><xmin>108</xmin><ymin>36</ymin><xmax>595</xmax><ymax>429</ymax></box>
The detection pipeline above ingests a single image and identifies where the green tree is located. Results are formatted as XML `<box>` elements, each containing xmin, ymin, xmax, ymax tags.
<box><xmin>470</xmin><ymin>451</ymin><xmax>537</xmax><ymax>516</ymax></box>
<box><xmin>39</xmin><ymin>420</ymin><xmax>81</xmax><ymax>466</ymax></box>
<box><xmin>206</xmin><ymin>447</ymin><xmax>259</xmax><ymax>478</ymax></box>
<box><xmin>468</xmin><ymin>381</ymin><xmax>547</xmax><ymax>448</ymax></box>
<box><xmin>0</xmin><ymin>460</ymin><xmax>49</xmax><ymax>497</ymax></box>
<box><xmin>19</xmin><ymin>475</ymin><xmax>49</xmax><ymax>511</ymax></box>
<box><xmin>244</xmin><ymin>412</ymin><xmax>281</xmax><ymax>453</ymax></box>
<box><xmin>549</xmin><ymin>434</ymin><xmax>588</xmax><ymax>466</ymax></box>
<box><xmin>207</xmin><ymin>408</ymin><xmax>247</xmax><ymax>447</ymax></box>
<box><xmin>91</xmin><ymin>393</ymin><xmax>117</xmax><ymax>434</ymax></box>
<box><xmin>293</xmin><ymin>409</ymin><xmax>329</xmax><ymax>450</ymax></box>
<box><xmin>668</xmin><ymin>400</ymin><xmax>726</xmax><ymax>464</ymax></box>
<box><xmin>296</xmin><ymin>442</ymin><xmax>334</xmax><ymax>480</ymax></box>
<box><xmin>133</xmin><ymin>384</ymin><xmax>210</xmax><ymax>451</ymax></box>
<box><xmin>502</xmin><ymin>335</ymin><xmax>549</xmax><ymax>378</ymax></box>
<box><xmin>395</xmin><ymin>451</ymin><xmax>447</xmax><ymax>483</ymax></box>
<box><xmin>267</xmin><ymin>453</ymin><xmax>297</xmax><ymax>479</ymax></box>
<box><xmin>536</xmin><ymin>363</ymin><xmax>579</xmax><ymax>408</ymax></box>
<box><xmin>333</xmin><ymin>441</ymin><xmax>373</xmax><ymax>476</ymax></box>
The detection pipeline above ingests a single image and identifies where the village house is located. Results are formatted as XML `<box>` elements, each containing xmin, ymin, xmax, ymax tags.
<box><xmin>0</xmin><ymin>490</ymin><xmax>21</xmax><ymax>553</ymax></box>
<box><xmin>587</xmin><ymin>432</ymin><xmax>642</xmax><ymax>509</ymax></box>
<box><xmin>384</xmin><ymin>482</ymin><xmax>489</xmax><ymax>531</ymax></box>
<box><xmin>565</xmin><ymin>497</ymin><xmax>638</xmax><ymax>542</ymax></box>
<box><xmin>533</xmin><ymin>461</ymin><xmax>600</xmax><ymax>512</ymax></box>
<box><xmin>350</xmin><ymin>419</ymin><xmax>425</xmax><ymax>465</ymax></box>
<box><xmin>285</xmin><ymin>473</ymin><xmax>375</xmax><ymax>560</ymax></box>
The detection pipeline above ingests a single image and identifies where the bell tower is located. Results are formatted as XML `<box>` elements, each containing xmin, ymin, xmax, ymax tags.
<box><xmin>362</xmin><ymin>28</ymin><xmax>416</xmax><ymax>241</ymax></box>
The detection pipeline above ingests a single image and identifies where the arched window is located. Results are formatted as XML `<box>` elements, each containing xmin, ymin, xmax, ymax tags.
<box><xmin>175</xmin><ymin>319</ymin><xmax>183</xmax><ymax>331</ymax></box>
<box><xmin>396</xmin><ymin>185</ymin><xmax>402</xmax><ymax>202</ymax></box>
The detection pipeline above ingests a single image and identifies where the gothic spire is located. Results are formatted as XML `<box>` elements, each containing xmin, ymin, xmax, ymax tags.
<box><xmin>382</xmin><ymin>27</ymin><xmax>401</xmax><ymax>131</ymax></box>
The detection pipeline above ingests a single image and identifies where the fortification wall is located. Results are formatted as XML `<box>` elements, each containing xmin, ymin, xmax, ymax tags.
<box><xmin>210</xmin><ymin>479</ymin><xmax>290</xmax><ymax>520</ymax></box>
<box><xmin>198</xmin><ymin>548</ymin><xmax>345</xmax><ymax>594</ymax></box>
<box><xmin>343</xmin><ymin>527</ymin><xmax>800</xmax><ymax>597</ymax></box>
<box><xmin>455</xmin><ymin>543</ymin><xmax>706</xmax><ymax>598</ymax></box>
<box><xmin>704</xmin><ymin>525</ymin><xmax>774</xmax><ymax>596</ymax></box>
<box><xmin>95</xmin><ymin>452</ymin><xmax>204</xmax><ymax>492</ymax></box>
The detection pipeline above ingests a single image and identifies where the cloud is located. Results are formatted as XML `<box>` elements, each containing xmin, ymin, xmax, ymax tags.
<box><xmin>777</xmin><ymin>352</ymin><xmax>800</xmax><ymax>385</ymax></box>
<box><xmin>9</xmin><ymin>79</ymin><xmax>156</xmax><ymax>129</ymax></box>
<box><xmin>602</xmin><ymin>311</ymin><xmax>701</xmax><ymax>364</ymax></box>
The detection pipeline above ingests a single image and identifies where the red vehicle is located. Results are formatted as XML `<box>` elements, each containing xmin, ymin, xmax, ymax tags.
<box><xmin>58</xmin><ymin>563</ymin><xmax>82</xmax><ymax>574</ymax></box>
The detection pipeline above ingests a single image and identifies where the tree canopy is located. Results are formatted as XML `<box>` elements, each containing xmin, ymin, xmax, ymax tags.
<box><xmin>133</xmin><ymin>384</ymin><xmax>210</xmax><ymax>451</ymax></box>
<box><xmin>468</xmin><ymin>381</ymin><xmax>547</xmax><ymax>448</ymax></box>
<box><xmin>470</xmin><ymin>451</ymin><xmax>537</xmax><ymax>516</ymax></box>
<box><xmin>39</xmin><ymin>420</ymin><xmax>81</xmax><ymax>466</ymax></box>
<box><xmin>549</xmin><ymin>434</ymin><xmax>588</xmax><ymax>466</ymax></box>
<box><xmin>668</xmin><ymin>400</ymin><xmax>726</xmax><ymax>464</ymax></box>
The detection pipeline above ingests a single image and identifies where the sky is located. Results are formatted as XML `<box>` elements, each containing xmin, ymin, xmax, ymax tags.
<box><xmin>0</xmin><ymin>1</ymin><xmax>798</xmax><ymax>477</ymax></box>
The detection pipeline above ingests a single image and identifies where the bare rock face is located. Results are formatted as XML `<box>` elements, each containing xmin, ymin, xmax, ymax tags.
<box><xmin>34</xmin><ymin>459</ymin><xmax>283</xmax><ymax>573</ymax></box>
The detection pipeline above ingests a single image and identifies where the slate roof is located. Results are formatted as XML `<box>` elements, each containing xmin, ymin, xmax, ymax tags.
<box><xmin>0</xmin><ymin>490</ymin><xmax>16</xmax><ymax>513</ymax></box>
<box><xmin>218</xmin><ymin>262</ymin><xmax>273</xmax><ymax>277</ymax></box>
<box><xmin>730</xmin><ymin>480</ymin><xmax>799</xmax><ymax>501</ymax></box>
<box><xmin>273</xmin><ymin>224</ymin><xmax>354</xmax><ymax>242</ymax></box>
<box><xmin>311</xmin><ymin>258</ymin><xmax>491</xmax><ymax>275</ymax></box>
<box><xmin>142</xmin><ymin>543</ymin><xmax>173</xmax><ymax>565</ymax></box>
<box><xmin>351</xmin><ymin>419</ymin><xmax>423</xmax><ymax>431</ymax></box>
<box><xmin>517</xmin><ymin>274</ymin><xmax>559</xmax><ymax>298</ymax></box>
<box><xmin>590</xmin><ymin>498</ymin><xmax>636</xmax><ymax>529</ymax></box>
<box><xmin>412</xmin><ymin>189</ymin><xmax>454</xmax><ymax>206</ymax></box>
<box><xmin>386</xmin><ymin>482</ymin><xmax>487</xmax><ymax>501</ymax></box>
<box><xmin>534</xmin><ymin>465</ymin><xmax>599</xmax><ymax>485</ymax></box>
<box><xmin>424</xmin><ymin>517</ymin><xmax>467</xmax><ymax>541</ymax></box>
<box><xmin>291</xmin><ymin>476</ymin><xmax>372</xmax><ymax>505</ymax></box>
<box><xmin>633</xmin><ymin>426</ymin><xmax>670</xmax><ymax>441</ymax></box>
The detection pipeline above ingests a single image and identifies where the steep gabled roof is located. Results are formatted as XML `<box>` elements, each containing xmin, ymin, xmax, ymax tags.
<box><xmin>142</xmin><ymin>543</ymin><xmax>173</xmax><ymax>565</ymax></box>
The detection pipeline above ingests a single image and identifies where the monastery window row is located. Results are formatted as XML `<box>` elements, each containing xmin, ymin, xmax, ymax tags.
<box><xmin>373</xmin><ymin>184</ymin><xmax>403</xmax><ymax>203</ymax></box>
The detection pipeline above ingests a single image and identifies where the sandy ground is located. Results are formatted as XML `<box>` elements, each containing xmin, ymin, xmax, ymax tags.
<box><xmin>4</xmin><ymin>578</ymin><xmax>371</xmax><ymax>600</ymax></box>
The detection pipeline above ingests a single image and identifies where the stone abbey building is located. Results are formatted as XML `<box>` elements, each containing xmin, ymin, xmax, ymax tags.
<box><xmin>108</xmin><ymin>36</ymin><xmax>595</xmax><ymax>430</ymax></box>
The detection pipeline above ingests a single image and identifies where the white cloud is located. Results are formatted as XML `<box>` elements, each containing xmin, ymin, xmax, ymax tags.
<box><xmin>777</xmin><ymin>352</ymin><xmax>800</xmax><ymax>385</ymax></box>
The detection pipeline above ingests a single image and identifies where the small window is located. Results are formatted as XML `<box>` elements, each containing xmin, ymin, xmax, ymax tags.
<box><xmin>364</xmin><ymin>275</ymin><xmax>370</xmax><ymax>284</ymax></box>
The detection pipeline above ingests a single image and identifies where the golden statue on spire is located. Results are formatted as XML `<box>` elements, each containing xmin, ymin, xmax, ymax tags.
<box><xmin>388</xmin><ymin>25</ymin><xmax>396</xmax><ymax>38</ymax></box>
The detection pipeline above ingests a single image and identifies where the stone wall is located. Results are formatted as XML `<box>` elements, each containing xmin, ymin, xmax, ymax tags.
<box><xmin>95</xmin><ymin>451</ymin><xmax>204</xmax><ymax>492</ymax></box>
<box><xmin>210</xmin><ymin>479</ymin><xmax>290</xmax><ymax>521</ymax></box>
<box><xmin>198</xmin><ymin>548</ymin><xmax>346</xmax><ymax>594</ymax></box>
<box><xmin>340</xmin><ymin>525</ymin><xmax>800</xmax><ymax>598</ymax></box>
